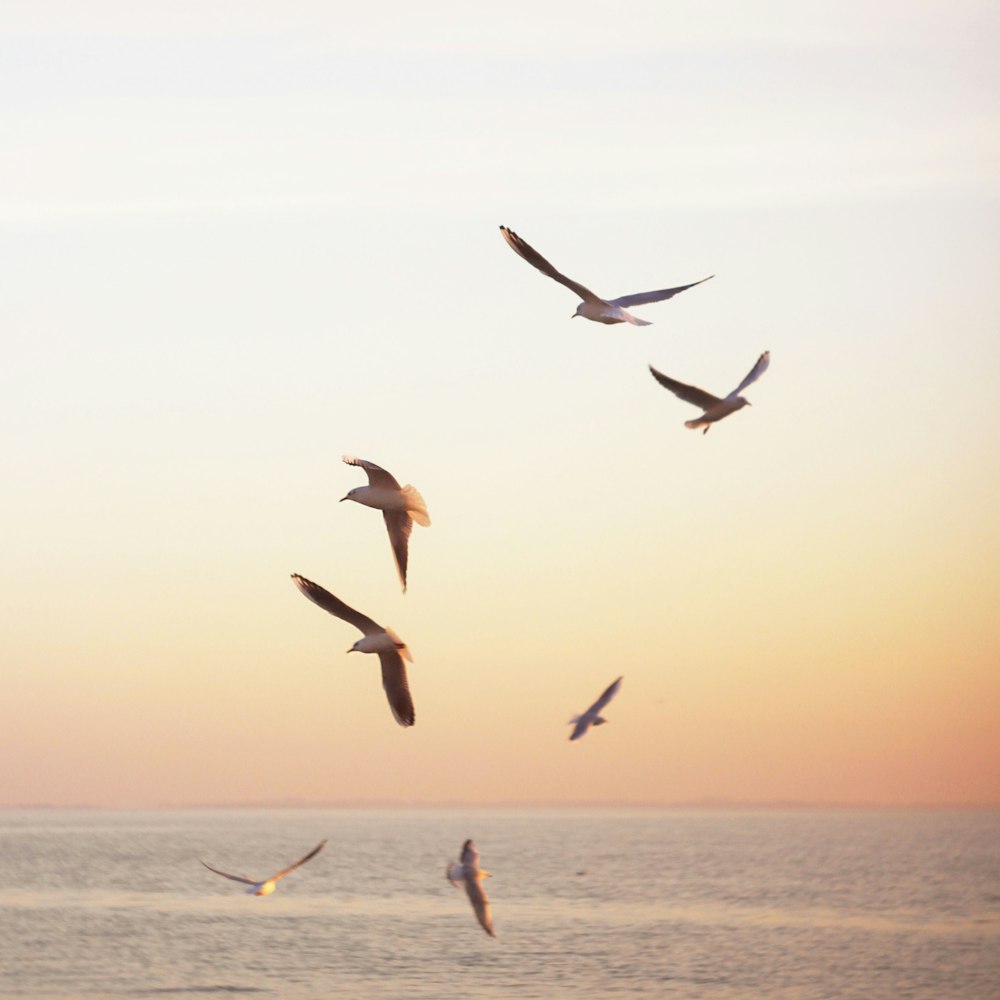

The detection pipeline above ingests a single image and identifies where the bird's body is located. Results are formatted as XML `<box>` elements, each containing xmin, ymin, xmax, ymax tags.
<box><xmin>341</xmin><ymin>456</ymin><xmax>429</xmax><ymax>592</ymax></box>
<box><xmin>649</xmin><ymin>351</ymin><xmax>770</xmax><ymax>433</ymax></box>
<box><xmin>500</xmin><ymin>225</ymin><xmax>712</xmax><ymax>326</ymax></box>
<box><xmin>574</xmin><ymin>299</ymin><xmax>653</xmax><ymax>326</ymax></box>
<box><xmin>569</xmin><ymin>676</ymin><xmax>623</xmax><ymax>741</ymax></box>
<box><xmin>291</xmin><ymin>574</ymin><xmax>415</xmax><ymax>727</ymax></box>
<box><xmin>447</xmin><ymin>839</ymin><xmax>495</xmax><ymax>937</ymax></box>
<box><xmin>344</xmin><ymin>485</ymin><xmax>410</xmax><ymax>514</ymax></box>
<box><xmin>201</xmin><ymin>839</ymin><xmax>326</xmax><ymax>896</ymax></box>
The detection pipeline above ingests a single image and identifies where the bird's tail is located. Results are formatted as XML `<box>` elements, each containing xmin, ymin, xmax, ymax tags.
<box><xmin>622</xmin><ymin>311</ymin><xmax>653</xmax><ymax>327</ymax></box>
<box><xmin>402</xmin><ymin>485</ymin><xmax>431</xmax><ymax>526</ymax></box>
<box><xmin>386</xmin><ymin>627</ymin><xmax>413</xmax><ymax>663</ymax></box>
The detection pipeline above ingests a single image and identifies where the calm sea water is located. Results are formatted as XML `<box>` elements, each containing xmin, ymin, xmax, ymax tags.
<box><xmin>0</xmin><ymin>808</ymin><xmax>997</xmax><ymax>999</ymax></box>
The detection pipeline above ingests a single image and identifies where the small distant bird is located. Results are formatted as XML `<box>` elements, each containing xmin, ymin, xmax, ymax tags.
<box><xmin>569</xmin><ymin>676</ymin><xmax>623</xmax><ymax>741</ymax></box>
<box><xmin>340</xmin><ymin>456</ymin><xmax>430</xmax><ymax>592</ymax></box>
<box><xmin>499</xmin><ymin>225</ymin><xmax>712</xmax><ymax>326</ymax></box>
<box><xmin>200</xmin><ymin>839</ymin><xmax>326</xmax><ymax>896</ymax></box>
<box><xmin>446</xmin><ymin>839</ymin><xmax>495</xmax><ymax>937</ymax></box>
<box><xmin>291</xmin><ymin>574</ymin><xmax>415</xmax><ymax>727</ymax></box>
<box><xmin>649</xmin><ymin>351</ymin><xmax>770</xmax><ymax>433</ymax></box>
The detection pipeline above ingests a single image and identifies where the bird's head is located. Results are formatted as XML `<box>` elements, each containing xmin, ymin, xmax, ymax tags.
<box><xmin>347</xmin><ymin>639</ymin><xmax>363</xmax><ymax>654</ymax></box>
<box><xmin>340</xmin><ymin>487</ymin><xmax>361</xmax><ymax>503</ymax></box>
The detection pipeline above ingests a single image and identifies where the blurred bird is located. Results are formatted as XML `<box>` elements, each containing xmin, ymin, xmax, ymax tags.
<box><xmin>200</xmin><ymin>839</ymin><xmax>326</xmax><ymax>896</ymax></box>
<box><xmin>569</xmin><ymin>676</ymin><xmax>623</xmax><ymax>741</ymax></box>
<box><xmin>649</xmin><ymin>351</ymin><xmax>770</xmax><ymax>433</ymax></box>
<box><xmin>500</xmin><ymin>225</ymin><xmax>712</xmax><ymax>326</ymax></box>
<box><xmin>291</xmin><ymin>574</ymin><xmax>415</xmax><ymax>727</ymax></box>
<box><xmin>340</xmin><ymin>455</ymin><xmax>430</xmax><ymax>592</ymax></box>
<box><xmin>446</xmin><ymin>839</ymin><xmax>495</xmax><ymax>937</ymax></box>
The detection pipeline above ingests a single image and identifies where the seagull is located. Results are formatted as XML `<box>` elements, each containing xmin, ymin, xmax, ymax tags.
<box><xmin>569</xmin><ymin>676</ymin><xmax>623</xmax><ymax>741</ymax></box>
<box><xmin>649</xmin><ymin>351</ymin><xmax>770</xmax><ymax>433</ymax></box>
<box><xmin>446</xmin><ymin>839</ymin><xmax>495</xmax><ymax>937</ymax></box>
<box><xmin>291</xmin><ymin>574</ymin><xmax>415</xmax><ymax>727</ymax></box>
<box><xmin>340</xmin><ymin>456</ymin><xmax>430</xmax><ymax>593</ymax></box>
<box><xmin>200</xmin><ymin>839</ymin><xmax>326</xmax><ymax>896</ymax></box>
<box><xmin>499</xmin><ymin>225</ymin><xmax>712</xmax><ymax>326</ymax></box>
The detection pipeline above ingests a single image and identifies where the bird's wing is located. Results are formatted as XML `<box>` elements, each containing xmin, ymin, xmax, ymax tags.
<box><xmin>609</xmin><ymin>275</ymin><xmax>713</xmax><ymax>308</ymax></box>
<box><xmin>588</xmin><ymin>676</ymin><xmax>623</xmax><ymax>714</ymax></box>
<box><xmin>383</xmin><ymin>510</ymin><xmax>413</xmax><ymax>592</ymax></box>
<box><xmin>200</xmin><ymin>861</ymin><xmax>258</xmax><ymax>886</ymax></box>
<box><xmin>727</xmin><ymin>350</ymin><xmax>771</xmax><ymax>398</ymax></box>
<box><xmin>648</xmin><ymin>365</ymin><xmax>721</xmax><ymax>410</ymax></box>
<box><xmin>446</xmin><ymin>862</ymin><xmax>466</xmax><ymax>887</ymax></box>
<box><xmin>465</xmin><ymin>877</ymin><xmax>495</xmax><ymax>936</ymax></box>
<box><xmin>291</xmin><ymin>574</ymin><xmax>381</xmax><ymax>635</ymax></box>
<box><xmin>499</xmin><ymin>226</ymin><xmax>602</xmax><ymax>304</ymax></box>
<box><xmin>378</xmin><ymin>649</ymin><xmax>415</xmax><ymax>727</ymax></box>
<box><xmin>270</xmin><ymin>839</ymin><xmax>328</xmax><ymax>882</ymax></box>
<box><xmin>460</xmin><ymin>840</ymin><xmax>480</xmax><ymax>867</ymax></box>
<box><xmin>568</xmin><ymin>717</ymin><xmax>592</xmax><ymax>741</ymax></box>
<box><xmin>342</xmin><ymin>455</ymin><xmax>402</xmax><ymax>491</ymax></box>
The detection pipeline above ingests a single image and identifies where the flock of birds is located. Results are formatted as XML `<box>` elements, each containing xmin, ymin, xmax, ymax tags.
<box><xmin>199</xmin><ymin>225</ymin><xmax>772</xmax><ymax>937</ymax></box>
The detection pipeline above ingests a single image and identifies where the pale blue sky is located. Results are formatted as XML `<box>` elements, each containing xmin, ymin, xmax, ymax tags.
<box><xmin>1</xmin><ymin>1</ymin><xmax>997</xmax><ymax>806</ymax></box>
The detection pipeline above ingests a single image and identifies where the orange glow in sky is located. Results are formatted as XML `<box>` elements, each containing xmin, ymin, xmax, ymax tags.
<box><xmin>1</xmin><ymin>0</ymin><xmax>998</xmax><ymax>808</ymax></box>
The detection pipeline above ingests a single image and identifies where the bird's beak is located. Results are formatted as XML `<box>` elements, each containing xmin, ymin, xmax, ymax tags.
<box><xmin>339</xmin><ymin>495</ymin><xmax>349</xmax><ymax>502</ymax></box>
<box><xmin>570</xmin><ymin>313</ymin><xmax>577</xmax><ymax>319</ymax></box>
<box><xmin>346</xmin><ymin>647</ymin><xmax>356</xmax><ymax>654</ymax></box>
<box><xmin>747</xmin><ymin>401</ymin><xmax>753</xmax><ymax>406</ymax></box>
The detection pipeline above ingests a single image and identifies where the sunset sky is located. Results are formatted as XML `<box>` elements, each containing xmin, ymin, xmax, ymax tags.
<box><xmin>2</xmin><ymin>0</ymin><xmax>997</xmax><ymax>808</ymax></box>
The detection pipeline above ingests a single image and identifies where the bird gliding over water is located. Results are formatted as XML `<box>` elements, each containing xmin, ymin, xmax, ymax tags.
<box><xmin>340</xmin><ymin>455</ymin><xmax>430</xmax><ymax>592</ymax></box>
<box><xmin>200</xmin><ymin>839</ymin><xmax>326</xmax><ymax>896</ymax></box>
<box><xmin>499</xmin><ymin>225</ymin><xmax>712</xmax><ymax>326</ymax></box>
<box><xmin>291</xmin><ymin>574</ymin><xmax>416</xmax><ymax>727</ymax></box>
<box><xmin>649</xmin><ymin>351</ymin><xmax>770</xmax><ymax>433</ymax></box>
<box><xmin>447</xmin><ymin>839</ymin><xmax>495</xmax><ymax>937</ymax></box>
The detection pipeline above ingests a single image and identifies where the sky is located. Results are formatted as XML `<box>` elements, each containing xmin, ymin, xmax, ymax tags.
<box><xmin>1</xmin><ymin>0</ymin><xmax>998</xmax><ymax>808</ymax></box>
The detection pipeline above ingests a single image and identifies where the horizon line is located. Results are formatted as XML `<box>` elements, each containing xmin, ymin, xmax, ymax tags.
<box><xmin>2</xmin><ymin>798</ymin><xmax>997</xmax><ymax>812</ymax></box>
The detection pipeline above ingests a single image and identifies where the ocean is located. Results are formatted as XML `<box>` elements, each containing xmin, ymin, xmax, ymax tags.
<box><xmin>0</xmin><ymin>808</ymin><xmax>997</xmax><ymax>999</ymax></box>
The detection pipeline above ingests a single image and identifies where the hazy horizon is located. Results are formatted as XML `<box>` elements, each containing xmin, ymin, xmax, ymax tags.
<box><xmin>4</xmin><ymin>798</ymin><xmax>997</xmax><ymax>812</ymax></box>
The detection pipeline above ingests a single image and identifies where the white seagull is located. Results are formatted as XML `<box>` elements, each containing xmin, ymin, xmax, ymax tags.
<box><xmin>340</xmin><ymin>455</ymin><xmax>430</xmax><ymax>592</ymax></box>
<box><xmin>569</xmin><ymin>676</ymin><xmax>623</xmax><ymax>741</ymax></box>
<box><xmin>200</xmin><ymin>839</ymin><xmax>326</xmax><ymax>896</ymax></box>
<box><xmin>291</xmin><ymin>574</ymin><xmax>415</xmax><ymax>727</ymax></box>
<box><xmin>649</xmin><ymin>351</ymin><xmax>770</xmax><ymax>433</ymax></box>
<box><xmin>446</xmin><ymin>839</ymin><xmax>495</xmax><ymax>937</ymax></box>
<box><xmin>500</xmin><ymin>225</ymin><xmax>712</xmax><ymax>326</ymax></box>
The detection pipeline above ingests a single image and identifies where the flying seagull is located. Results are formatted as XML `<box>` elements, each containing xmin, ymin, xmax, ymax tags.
<box><xmin>340</xmin><ymin>455</ymin><xmax>430</xmax><ymax>593</ymax></box>
<box><xmin>291</xmin><ymin>574</ymin><xmax>415</xmax><ymax>727</ymax></box>
<box><xmin>569</xmin><ymin>676</ymin><xmax>623</xmax><ymax>741</ymax></box>
<box><xmin>201</xmin><ymin>839</ymin><xmax>326</xmax><ymax>896</ymax></box>
<box><xmin>499</xmin><ymin>225</ymin><xmax>712</xmax><ymax>326</ymax></box>
<box><xmin>446</xmin><ymin>839</ymin><xmax>495</xmax><ymax>937</ymax></box>
<box><xmin>649</xmin><ymin>351</ymin><xmax>770</xmax><ymax>433</ymax></box>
